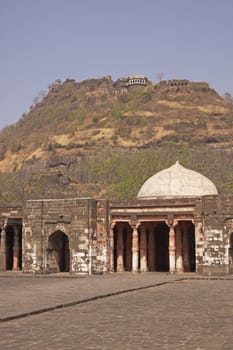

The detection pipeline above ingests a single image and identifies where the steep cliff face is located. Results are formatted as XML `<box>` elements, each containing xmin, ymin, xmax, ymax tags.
<box><xmin>0</xmin><ymin>76</ymin><xmax>233</xmax><ymax>202</ymax></box>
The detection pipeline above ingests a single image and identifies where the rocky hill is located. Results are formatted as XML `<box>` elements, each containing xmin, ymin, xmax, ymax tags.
<box><xmin>0</xmin><ymin>76</ymin><xmax>233</xmax><ymax>202</ymax></box>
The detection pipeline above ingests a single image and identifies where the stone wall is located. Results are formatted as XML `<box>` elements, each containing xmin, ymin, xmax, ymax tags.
<box><xmin>96</xmin><ymin>200</ymin><xmax>109</xmax><ymax>273</ymax></box>
<box><xmin>0</xmin><ymin>194</ymin><xmax>232</xmax><ymax>275</ymax></box>
<box><xmin>197</xmin><ymin>196</ymin><xmax>233</xmax><ymax>274</ymax></box>
<box><xmin>23</xmin><ymin>198</ymin><xmax>97</xmax><ymax>274</ymax></box>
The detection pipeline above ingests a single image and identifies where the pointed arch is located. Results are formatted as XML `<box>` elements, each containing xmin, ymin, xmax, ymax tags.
<box><xmin>47</xmin><ymin>230</ymin><xmax>70</xmax><ymax>272</ymax></box>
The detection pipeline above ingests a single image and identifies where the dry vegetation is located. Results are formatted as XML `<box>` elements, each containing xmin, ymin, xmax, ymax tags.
<box><xmin>0</xmin><ymin>76</ymin><xmax>233</xmax><ymax>202</ymax></box>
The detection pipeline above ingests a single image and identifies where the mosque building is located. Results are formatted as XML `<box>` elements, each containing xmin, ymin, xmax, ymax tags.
<box><xmin>0</xmin><ymin>161</ymin><xmax>233</xmax><ymax>275</ymax></box>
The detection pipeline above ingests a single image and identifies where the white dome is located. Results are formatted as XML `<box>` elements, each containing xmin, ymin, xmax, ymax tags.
<box><xmin>137</xmin><ymin>161</ymin><xmax>218</xmax><ymax>199</ymax></box>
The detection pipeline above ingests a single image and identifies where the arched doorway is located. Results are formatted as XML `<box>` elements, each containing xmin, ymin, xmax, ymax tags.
<box><xmin>47</xmin><ymin>231</ymin><xmax>70</xmax><ymax>272</ymax></box>
<box><xmin>113</xmin><ymin>222</ymin><xmax>132</xmax><ymax>272</ymax></box>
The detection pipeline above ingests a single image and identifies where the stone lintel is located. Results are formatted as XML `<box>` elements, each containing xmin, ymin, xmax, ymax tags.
<box><xmin>111</xmin><ymin>207</ymin><xmax>194</xmax><ymax>214</ymax></box>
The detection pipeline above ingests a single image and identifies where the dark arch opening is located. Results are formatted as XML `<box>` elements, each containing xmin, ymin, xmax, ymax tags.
<box><xmin>47</xmin><ymin>231</ymin><xmax>70</xmax><ymax>272</ymax></box>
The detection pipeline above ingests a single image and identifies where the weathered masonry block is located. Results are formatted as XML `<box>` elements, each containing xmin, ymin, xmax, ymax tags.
<box><xmin>23</xmin><ymin>198</ymin><xmax>98</xmax><ymax>274</ymax></box>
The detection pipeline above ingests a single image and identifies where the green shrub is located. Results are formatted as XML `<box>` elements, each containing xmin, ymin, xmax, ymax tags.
<box><xmin>92</xmin><ymin>116</ymin><xmax>99</xmax><ymax>123</ymax></box>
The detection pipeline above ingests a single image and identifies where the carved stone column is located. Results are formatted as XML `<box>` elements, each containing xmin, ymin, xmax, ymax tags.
<box><xmin>140</xmin><ymin>225</ymin><xmax>148</xmax><ymax>272</ymax></box>
<box><xmin>175</xmin><ymin>224</ymin><xmax>183</xmax><ymax>273</ymax></box>
<box><xmin>0</xmin><ymin>219</ymin><xmax>7</xmax><ymax>271</ymax></box>
<box><xmin>13</xmin><ymin>225</ymin><xmax>20</xmax><ymax>271</ymax></box>
<box><xmin>131</xmin><ymin>223</ymin><xmax>139</xmax><ymax>272</ymax></box>
<box><xmin>148</xmin><ymin>225</ymin><xmax>155</xmax><ymax>271</ymax></box>
<box><xmin>116</xmin><ymin>227</ymin><xmax>124</xmax><ymax>272</ymax></box>
<box><xmin>169</xmin><ymin>225</ymin><xmax>176</xmax><ymax>273</ymax></box>
<box><xmin>109</xmin><ymin>222</ymin><xmax>115</xmax><ymax>272</ymax></box>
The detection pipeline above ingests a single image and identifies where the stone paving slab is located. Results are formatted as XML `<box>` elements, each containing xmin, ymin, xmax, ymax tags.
<box><xmin>0</xmin><ymin>278</ymin><xmax>232</xmax><ymax>350</ymax></box>
<box><xmin>0</xmin><ymin>272</ymin><xmax>180</xmax><ymax>321</ymax></box>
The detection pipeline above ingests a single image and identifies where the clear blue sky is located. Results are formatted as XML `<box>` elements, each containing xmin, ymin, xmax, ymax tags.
<box><xmin>0</xmin><ymin>0</ymin><xmax>233</xmax><ymax>130</ymax></box>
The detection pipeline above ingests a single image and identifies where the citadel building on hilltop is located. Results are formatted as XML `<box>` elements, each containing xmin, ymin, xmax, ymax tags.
<box><xmin>0</xmin><ymin>162</ymin><xmax>233</xmax><ymax>275</ymax></box>
<box><xmin>113</xmin><ymin>75</ymin><xmax>210</xmax><ymax>93</ymax></box>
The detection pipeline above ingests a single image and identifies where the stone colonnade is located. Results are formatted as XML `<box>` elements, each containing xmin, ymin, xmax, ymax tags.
<box><xmin>109</xmin><ymin>219</ymin><xmax>199</xmax><ymax>273</ymax></box>
<box><xmin>0</xmin><ymin>218</ymin><xmax>22</xmax><ymax>271</ymax></box>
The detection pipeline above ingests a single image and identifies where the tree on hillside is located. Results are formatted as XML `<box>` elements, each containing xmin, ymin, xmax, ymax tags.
<box><xmin>223</xmin><ymin>92</ymin><xmax>233</xmax><ymax>103</ymax></box>
<box><xmin>156</xmin><ymin>72</ymin><xmax>165</xmax><ymax>82</ymax></box>
<box><xmin>32</xmin><ymin>89</ymin><xmax>47</xmax><ymax>108</ymax></box>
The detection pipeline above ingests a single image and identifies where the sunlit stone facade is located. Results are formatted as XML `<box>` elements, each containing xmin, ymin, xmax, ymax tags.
<box><xmin>0</xmin><ymin>163</ymin><xmax>233</xmax><ymax>275</ymax></box>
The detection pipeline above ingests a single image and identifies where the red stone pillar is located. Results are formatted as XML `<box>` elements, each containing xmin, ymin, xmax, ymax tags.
<box><xmin>140</xmin><ymin>225</ymin><xmax>148</xmax><ymax>272</ymax></box>
<box><xmin>148</xmin><ymin>225</ymin><xmax>155</xmax><ymax>271</ymax></box>
<box><xmin>109</xmin><ymin>222</ymin><xmax>115</xmax><ymax>272</ymax></box>
<box><xmin>169</xmin><ymin>225</ymin><xmax>176</xmax><ymax>273</ymax></box>
<box><xmin>13</xmin><ymin>225</ymin><xmax>20</xmax><ymax>271</ymax></box>
<box><xmin>175</xmin><ymin>224</ymin><xmax>183</xmax><ymax>273</ymax></box>
<box><xmin>0</xmin><ymin>220</ymin><xmax>7</xmax><ymax>271</ymax></box>
<box><xmin>116</xmin><ymin>227</ymin><xmax>124</xmax><ymax>272</ymax></box>
<box><xmin>131</xmin><ymin>223</ymin><xmax>139</xmax><ymax>272</ymax></box>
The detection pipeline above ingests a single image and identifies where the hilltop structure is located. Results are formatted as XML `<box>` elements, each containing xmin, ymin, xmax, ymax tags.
<box><xmin>159</xmin><ymin>79</ymin><xmax>210</xmax><ymax>91</ymax></box>
<box><xmin>113</xmin><ymin>75</ymin><xmax>150</xmax><ymax>91</ymax></box>
<box><xmin>0</xmin><ymin>162</ymin><xmax>233</xmax><ymax>275</ymax></box>
<box><xmin>113</xmin><ymin>75</ymin><xmax>211</xmax><ymax>93</ymax></box>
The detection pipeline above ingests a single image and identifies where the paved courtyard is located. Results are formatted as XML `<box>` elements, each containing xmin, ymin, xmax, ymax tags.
<box><xmin>0</xmin><ymin>273</ymin><xmax>232</xmax><ymax>349</ymax></box>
